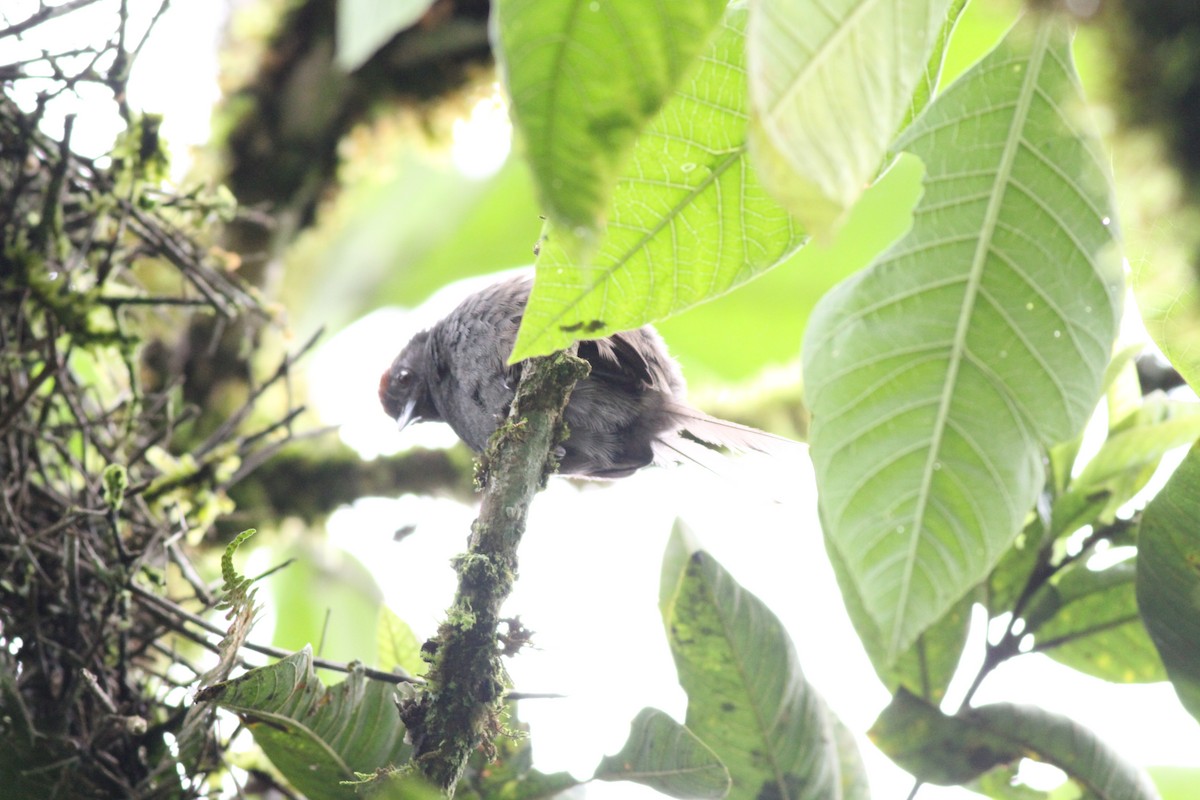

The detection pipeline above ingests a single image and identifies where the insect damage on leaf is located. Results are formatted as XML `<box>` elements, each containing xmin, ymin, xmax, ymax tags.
<box><xmin>559</xmin><ymin>320</ymin><xmax>607</xmax><ymax>333</ymax></box>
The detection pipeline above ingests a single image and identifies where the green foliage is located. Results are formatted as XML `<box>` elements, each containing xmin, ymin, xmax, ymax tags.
<box><xmin>217</xmin><ymin>528</ymin><xmax>260</xmax><ymax>614</ymax></box>
<box><xmin>828</xmin><ymin>535</ymin><xmax>975</xmax><ymax>701</ymax></box>
<box><xmin>1023</xmin><ymin>560</ymin><xmax>1166</xmax><ymax>683</ymax></box>
<box><xmin>102</xmin><ymin>463</ymin><xmax>128</xmax><ymax>512</ymax></box>
<box><xmin>294</xmin><ymin>154</ymin><xmax>543</xmax><ymax>338</ymax></box>
<box><xmin>872</xmin><ymin>689</ymin><xmax>1160</xmax><ymax>799</ymax></box>
<box><xmin>1149</xmin><ymin>766</ymin><xmax>1200</xmax><ymax>800</ymax></box>
<box><xmin>746</xmin><ymin>0</ymin><xmax>956</xmax><ymax>234</ymax></box>
<box><xmin>377</xmin><ymin>606</ymin><xmax>427</xmax><ymax>677</ymax></box>
<box><xmin>594</xmin><ymin>708</ymin><xmax>731</xmax><ymax>799</ymax></box>
<box><xmin>457</xmin><ymin>717</ymin><xmax>579</xmax><ymax>800</ymax></box>
<box><xmin>460</xmin><ymin>705</ymin><xmax>731</xmax><ymax>800</ymax></box>
<box><xmin>266</xmin><ymin>540</ymin><xmax>382</xmax><ymax>664</ymax></box>
<box><xmin>829</xmin><ymin>714</ymin><xmax>872</xmax><ymax>800</ymax></box>
<box><xmin>660</xmin><ymin>524</ymin><xmax>864</xmax><ymax>800</ymax></box>
<box><xmin>805</xmin><ymin>17</ymin><xmax>1123</xmax><ymax>661</ymax></box>
<box><xmin>132</xmin><ymin>0</ymin><xmax>1200</xmax><ymax>796</ymax></box>
<box><xmin>510</xmin><ymin>5</ymin><xmax>805</xmax><ymax>361</ymax></box>
<box><xmin>112</xmin><ymin>112</ymin><xmax>170</xmax><ymax>193</ymax></box>
<box><xmin>659</xmin><ymin>152</ymin><xmax>925</xmax><ymax>381</ymax></box>
<box><xmin>1138</xmin><ymin>445</ymin><xmax>1200</xmax><ymax>724</ymax></box>
<box><xmin>199</xmin><ymin>647</ymin><xmax>412</xmax><ymax>800</ymax></box>
<box><xmin>494</xmin><ymin>0</ymin><xmax>726</xmax><ymax>245</ymax></box>
<box><xmin>903</xmin><ymin>0</ymin><xmax>971</xmax><ymax>131</ymax></box>
<box><xmin>1061</xmin><ymin>396</ymin><xmax>1200</xmax><ymax>523</ymax></box>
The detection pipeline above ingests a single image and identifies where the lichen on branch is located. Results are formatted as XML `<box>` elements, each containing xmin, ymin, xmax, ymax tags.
<box><xmin>401</xmin><ymin>346</ymin><xmax>590</xmax><ymax>794</ymax></box>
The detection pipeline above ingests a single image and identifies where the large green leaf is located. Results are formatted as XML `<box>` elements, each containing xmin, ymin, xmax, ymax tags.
<box><xmin>659</xmin><ymin>151</ymin><xmax>925</xmax><ymax>382</ymax></box>
<box><xmin>594</xmin><ymin>707</ymin><xmax>731</xmax><ymax>799</ymax></box>
<box><xmin>986</xmin><ymin>513</ymin><xmax>1047</xmax><ymax>616</ymax></box>
<box><xmin>747</xmin><ymin>0</ymin><xmax>955</xmax><ymax>233</ymax></box>
<box><xmin>1023</xmin><ymin>560</ymin><xmax>1166</xmax><ymax>683</ymax></box>
<box><xmin>871</xmin><ymin>689</ymin><xmax>1160</xmax><ymax>799</ymax></box>
<box><xmin>827</xmin><ymin>536</ymin><xmax>972</xmax><ymax>702</ymax></box>
<box><xmin>660</xmin><ymin>525</ymin><xmax>858</xmax><ymax>800</ymax></box>
<box><xmin>494</xmin><ymin>0</ymin><xmax>726</xmax><ymax>240</ymax></box>
<box><xmin>1062</xmin><ymin>398</ymin><xmax>1200</xmax><ymax>521</ymax></box>
<box><xmin>1138</xmin><ymin>444</ymin><xmax>1200</xmax><ymax>725</ymax></box>
<box><xmin>804</xmin><ymin>18</ymin><xmax>1122</xmax><ymax>661</ymax></box>
<box><xmin>512</xmin><ymin>6</ymin><xmax>806</xmax><ymax>362</ymax></box>
<box><xmin>971</xmin><ymin>763</ymin><xmax>1048</xmax><ymax>799</ymax></box>
<box><xmin>901</xmin><ymin>0</ymin><xmax>970</xmax><ymax>132</ymax></box>
<box><xmin>197</xmin><ymin>648</ymin><xmax>410</xmax><ymax>800</ymax></box>
<box><xmin>829</xmin><ymin>711</ymin><xmax>871</xmax><ymax>800</ymax></box>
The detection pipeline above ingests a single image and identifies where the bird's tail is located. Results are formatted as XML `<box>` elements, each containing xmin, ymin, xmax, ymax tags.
<box><xmin>664</xmin><ymin>403</ymin><xmax>801</xmax><ymax>458</ymax></box>
<box><xmin>652</xmin><ymin>405</ymin><xmax>807</xmax><ymax>502</ymax></box>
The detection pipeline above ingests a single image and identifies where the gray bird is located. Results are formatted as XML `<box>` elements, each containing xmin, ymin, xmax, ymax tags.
<box><xmin>378</xmin><ymin>275</ymin><xmax>787</xmax><ymax>479</ymax></box>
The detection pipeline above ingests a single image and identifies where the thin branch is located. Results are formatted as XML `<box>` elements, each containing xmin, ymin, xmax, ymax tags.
<box><xmin>80</xmin><ymin>668</ymin><xmax>120</xmax><ymax>714</ymax></box>
<box><xmin>956</xmin><ymin>515</ymin><xmax>1140</xmax><ymax>712</ymax></box>
<box><xmin>1030</xmin><ymin>614</ymin><xmax>1141</xmax><ymax>653</ymax></box>
<box><xmin>98</xmin><ymin>295</ymin><xmax>213</xmax><ymax>307</ymax></box>
<box><xmin>165</xmin><ymin>516</ymin><xmax>215</xmax><ymax>605</ymax></box>
<box><xmin>1</xmin><ymin>46</ymin><xmax>101</xmax><ymax>71</ymax></box>
<box><xmin>0</xmin><ymin>357</ymin><xmax>60</xmax><ymax>438</ymax></box>
<box><xmin>194</xmin><ymin>327</ymin><xmax>322</xmax><ymax>459</ymax></box>
<box><xmin>0</xmin><ymin>0</ymin><xmax>105</xmax><ymax>41</ymax></box>
<box><xmin>130</xmin><ymin>584</ymin><xmax>424</xmax><ymax>686</ymax></box>
<box><xmin>236</xmin><ymin>405</ymin><xmax>307</xmax><ymax>452</ymax></box>
<box><xmin>226</xmin><ymin>424</ymin><xmax>336</xmax><ymax>487</ymax></box>
<box><xmin>126</xmin><ymin>0</ymin><xmax>172</xmax><ymax>78</ymax></box>
<box><xmin>248</xmin><ymin>557</ymin><xmax>296</xmax><ymax>584</ymax></box>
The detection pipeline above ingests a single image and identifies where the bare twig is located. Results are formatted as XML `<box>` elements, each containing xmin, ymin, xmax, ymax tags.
<box><xmin>0</xmin><ymin>0</ymin><xmax>105</xmax><ymax>40</ymax></box>
<box><xmin>195</xmin><ymin>327</ymin><xmax>323</xmax><ymax>459</ymax></box>
<box><xmin>130</xmin><ymin>584</ymin><xmax>424</xmax><ymax>686</ymax></box>
<box><xmin>0</xmin><ymin>357</ymin><xmax>60</xmax><ymax>438</ymax></box>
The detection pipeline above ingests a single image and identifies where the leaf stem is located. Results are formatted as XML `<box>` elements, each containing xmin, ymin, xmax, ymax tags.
<box><xmin>956</xmin><ymin>512</ymin><xmax>1139</xmax><ymax>712</ymax></box>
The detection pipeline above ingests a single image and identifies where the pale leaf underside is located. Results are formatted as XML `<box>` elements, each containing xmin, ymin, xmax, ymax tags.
<box><xmin>805</xmin><ymin>19</ymin><xmax>1122</xmax><ymax>660</ymax></box>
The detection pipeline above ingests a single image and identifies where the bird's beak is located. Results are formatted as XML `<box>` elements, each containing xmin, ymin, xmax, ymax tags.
<box><xmin>395</xmin><ymin>396</ymin><xmax>420</xmax><ymax>432</ymax></box>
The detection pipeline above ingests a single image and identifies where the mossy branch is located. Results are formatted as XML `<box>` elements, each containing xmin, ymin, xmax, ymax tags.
<box><xmin>402</xmin><ymin>347</ymin><xmax>589</xmax><ymax>794</ymax></box>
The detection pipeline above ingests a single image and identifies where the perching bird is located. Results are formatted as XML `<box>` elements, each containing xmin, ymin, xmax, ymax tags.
<box><xmin>378</xmin><ymin>275</ymin><xmax>790</xmax><ymax>479</ymax></box>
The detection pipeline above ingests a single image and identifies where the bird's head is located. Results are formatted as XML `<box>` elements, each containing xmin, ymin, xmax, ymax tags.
<box><xmin>379</xmin><ymin>331</ymin><xmax>439</xmax><ymax>432</ymax></box>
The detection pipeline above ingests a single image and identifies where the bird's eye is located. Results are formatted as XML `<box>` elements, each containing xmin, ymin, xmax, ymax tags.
<box><xmin>395</xmin><ymin>368</ymin><xmax>413</xmax><ymax>386</ymax></box>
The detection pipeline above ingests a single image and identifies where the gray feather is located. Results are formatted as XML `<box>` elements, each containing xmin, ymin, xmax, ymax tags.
<box><xmin>379</xmin><ymin>274</ymin><xmax>799</xmax><ymax>480</ymax></box>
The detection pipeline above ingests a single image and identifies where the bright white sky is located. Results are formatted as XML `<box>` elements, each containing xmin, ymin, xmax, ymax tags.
<box><xmin>14</xmin><ymin>1</ymin><xmax>1199</xmax><ymax>797</ymax></box>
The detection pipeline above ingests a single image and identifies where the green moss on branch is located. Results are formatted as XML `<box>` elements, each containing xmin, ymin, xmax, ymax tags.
<box><xmin>401</xmin><ymin>347</ymin><xmax>589</xmax><ymax>794</ymax></box>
